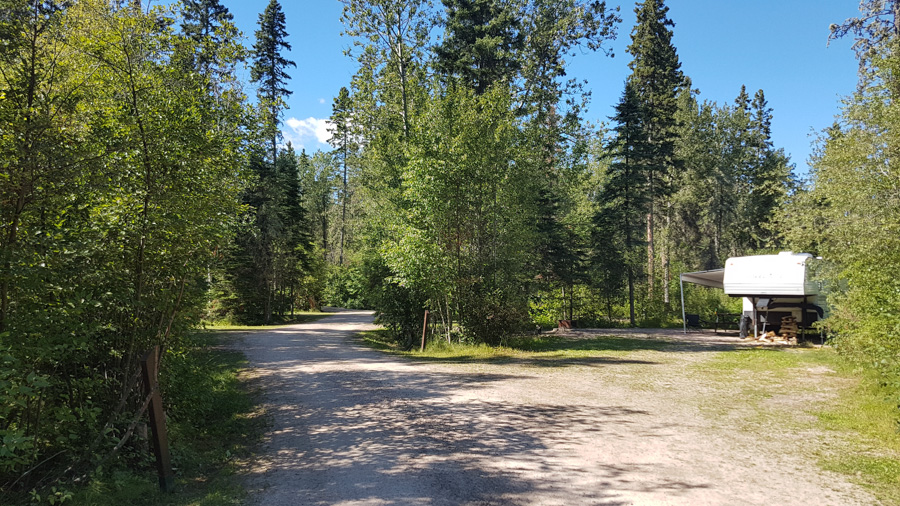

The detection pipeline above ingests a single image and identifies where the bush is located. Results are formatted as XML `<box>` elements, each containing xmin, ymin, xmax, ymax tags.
<box><xmin>323</xmin><ymin>265</ymin><xmax>367</xmax><ymax>309</ymax></box>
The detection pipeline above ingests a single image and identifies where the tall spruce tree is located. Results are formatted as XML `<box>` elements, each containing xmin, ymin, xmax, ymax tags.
<box><xmin>274</xmin><ymin>143</ymin><xmax>310</xmax><ymax>317</ymax></box>
<box><xmin>745</xmin><ymin>89</ymin><xmax>793</xmax><ymax>250</ymax></box>
<box><xmin>625</xmin><ymin>0</ymin><xmax>682</xmax><ymax>298</ymax></box>
<box><xmin>329</xmin><ymin>86</ymin><xmax>355</xmax><ymax>266</ymax></box>
<box><xmin>243</xmin><ymin>0</ymin><xmax>299</xmax><ymax>323</ymax></box>
<box><xmin>435</xmin><ymin>0</ymin><xmax>522</xmax><ymax>94</ymax></box>
<box><xmin>516</xmin><ymin>0</ymin><xmax>618</xmax><ymax>321</ymax></box>
<box><xmin>595</xmin><ymin>81</ymin><xmax>650</xmax><ymax>326</ymax></box>
<box><xmin>251</xmin><ymin>0</ymin><xmax>295</xmax><ymax>166</ymax></box>
<box><xmin>180</xmin><ymin>0</ymin><xmax>234</xmax><ymax>76</ymax></box>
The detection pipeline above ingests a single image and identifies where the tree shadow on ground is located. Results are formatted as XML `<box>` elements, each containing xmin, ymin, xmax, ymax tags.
<box><xmin>239</xmin><ymin>320</ymin><xmax>715</xmax><ymax>505</ymax></box>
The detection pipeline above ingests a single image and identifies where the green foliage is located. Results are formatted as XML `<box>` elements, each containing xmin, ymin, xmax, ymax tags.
<box><xmin>672</xmin><ymin>84</ymin><xmax>794</xmax><ymax>270</ymax></box>
<box><xmin>180</xmin><ymin>0</ymin><xmax>237</xmax><ymax>79</ymax></box>
<box><xmin>0</xmin><ymin>351</ymin><xmax>47</xmax><ymax>474</ymax></box>
<box><xmin>357</xmin><ymin>328</ymin><xmax>672</xmax><ymax>362</ymax></box>
<box><xmin>0</xmin><ymin>0</ymin><xmax>248</xmax><ymax>497</ymax></box>
<box><xmin>215</xmin><ymin>144</ymin><xmax>312</xmax><ymax>324</ymax></box>
<box><xmin>340</xmin><ymin>0</ymin><xmax>434</xmax><ymax>139</ymax></box>
<box><xmin>329</xmin><ymin>87</ymin><xmax>358</xmax><ymax>266</ymax></box>
<box><xmin>63</xmin><ymin>332</ymin><xmax>261</xmax><ymax>506</ymax></box>
<box><xmin>779</xmin><ymin>2</ymin><xmax>900</xmax><ymax>422</ymax></box>
<box><xmin>435</xmin><ymin>0</ymin><xmax>523</xmax><ymax>94</ymax></box>
<box><xmin>380</xmin><ymin>82</ymin><xmax>535</xmax><ymax>344</ymax></box>
<box><xmin>251</xmin><ymin>0</ymin><xmax>294</xmax><ymax>129</ymax></box>
<box><xmin>626</xmin><ymin>0</ymin><xmax>683</xmax><ymax>201</ymax></box>
<box><xmin>323</xmin><ymin>265</ymin><xmax>367</xmax><ymax>309</ymax></box>
<box><xmin>592</xmin><ymin>81</ymin><xmax>649</xmax><ymax>325</ymax></box>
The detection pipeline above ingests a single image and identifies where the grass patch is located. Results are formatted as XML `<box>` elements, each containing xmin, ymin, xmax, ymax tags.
<box><xmin>698</xmin><ymin>346</ymin><xmax>900</xmax><ymax>504</ymax></box>
<box><xmin>66</xmin><ymin>331</ymin><xmax>264</xmax><ymax>506</ymax></box>
<box><xmin>357</xmin><ymin>329</ymin><xmax>669</xmax><ymax>367</ymax></box>
<box><xmin>202</xmin><ymin>311</ymin><xmax>331</xmax><ymax>330</ymax></box>
<box><xmin>812</xmin><ymin>363</ymin><xmax>900</xmax><ymax>505</ymax></box>
<box><xmin>507</xmin><ymin>334</ymin><xmax>671</xmax><ymax>353</ymax></box>
<box><xmin>822</xmin><ymin>455</ymin><xmax>900</xmax><ymax>503</ymax></box>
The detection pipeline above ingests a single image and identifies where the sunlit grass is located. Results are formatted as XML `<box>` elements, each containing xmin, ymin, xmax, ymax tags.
<box><xmin>201</xmin><ymin>311</ymin><xmax>331</xmax><ymax>330</ymax></box>
<box><xmin>697</xmin><ymin>346</ymin><xmax>900</xmax><ymax>504</ymax></box>
<box><xmin>357</xmin><ymin>328</ymin><xmax>671</xmax><ymax>365</ymax></box>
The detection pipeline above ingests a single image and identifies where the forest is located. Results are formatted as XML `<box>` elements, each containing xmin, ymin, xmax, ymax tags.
<box><xmin>1</xmin><ymin>0</ymin><xmax>898</xmax><ymax>500</ymax></box>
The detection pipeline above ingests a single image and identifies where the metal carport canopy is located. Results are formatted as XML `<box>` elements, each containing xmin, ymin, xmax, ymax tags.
<box><xmin>680</xmin><ymin>269</ymin><xmax>725</xmax><ymax>333</ymax></box>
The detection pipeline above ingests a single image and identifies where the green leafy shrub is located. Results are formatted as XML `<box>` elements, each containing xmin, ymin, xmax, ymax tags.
<box><xmin>324</xmin><ymin>265</ymin><xmax>367</xmax><ymax>309</ymax></box>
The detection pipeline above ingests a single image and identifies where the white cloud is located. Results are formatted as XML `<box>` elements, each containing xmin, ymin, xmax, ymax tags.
<box><xmin>319</xmin><ymin>98</ymin><xmax>326</xmax><ymax>104</ymax></box>
<box><xmin>283</xmin><ymin>116</ymin><xmax>332</xmax><ymax>150</ymax></box>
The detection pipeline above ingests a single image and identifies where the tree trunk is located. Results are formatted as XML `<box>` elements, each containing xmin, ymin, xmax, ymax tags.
<box><xmin>395</xmin><ymin>42</ymin><xmax>410</xmax><ymax>139</ymax></box>
<box><xmin>339</xmin><ymin>143</ymin><xmax>348</xmax><ymax>266</ymax></box>
<box><xmin>628</xmin><ymin>267</ymin><xmax>636</xmax><ymax>327</ymax></box>
<box><xmin>264</xmin><ymin>280</ymin><xmax>272</xmax><ymax>324</ymax></box>
<box><xmin>321</xmin><ymin>193</ymin><xmax>328</xmax><ymax>261</ymax></box>
<box><xmin>646</xmin><ymin>209</ymin><xmax>654</xmax><ymax>297</ymax></box>
<box><xmin>663</xmin><ymin>203</ymin><xmax>671</xmax><ymax>305</ymax></box>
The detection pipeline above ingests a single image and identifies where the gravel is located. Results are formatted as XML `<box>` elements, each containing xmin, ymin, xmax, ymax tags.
<box><xmin>237</xmin><ymin>310</ymin><xmax>873</xmax><ymax>506</ymax></box>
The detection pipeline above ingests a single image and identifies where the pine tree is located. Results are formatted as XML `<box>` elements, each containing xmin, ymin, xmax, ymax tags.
<box><xmin>746</xmin><ymin>89</ymin><xmax>793</xmax><ymax>250</ymax></box>
<box><xmin>274</xmin><ymin>143</ymin><xmax>310</xmax><ymax>317</ymax></box>
<box><xmin>435</xmin><ymin>0</ymin><xmax>522</xmax><ymax>94</ymax></box>
<box><xmin>625</xmin><ymin>0</ymin><xmax>682</xmax><ymax>297</ymax></box>
<box><xmin>251</xmin><ymin>0</ymin><xmax>295</xmax><ymax>166</ymax></box>
<box><xmin>594</xmin><ymin>81</ymin><xmax>650</xmax><ymax>326</ymax></box>
<box><xmin>329</xmin><ymin>86</ymin><xmax>355</xmax><ymax>266</ymax></box>
<box><xmin>734</xmin><ymin>84</ymin><xmax>750</xmax><ymax>112</ymax></box>
<box><xmin>180</xmin><ymin>0</ymin><xmax>234</xmax><ymax>76</ymax></box>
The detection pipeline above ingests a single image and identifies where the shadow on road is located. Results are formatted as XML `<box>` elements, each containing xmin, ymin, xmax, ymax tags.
<box><xmin>238</xmin><ymin>311</ymin><xmax>714</xmax><ymax>505</ymax></box>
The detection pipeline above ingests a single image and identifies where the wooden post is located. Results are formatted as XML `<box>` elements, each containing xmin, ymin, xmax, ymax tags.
<box><xmin>420</xmin><ymin>310</ymin><xmax>429</xmax><ymax>352</ymax></box>
<box><xmin>141</xmin><ymin>346</ymin><xmax>175</xmax><ymax>492</ymax></box>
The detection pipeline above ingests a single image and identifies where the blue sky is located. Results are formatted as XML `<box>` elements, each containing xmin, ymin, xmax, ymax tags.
<box><xmin>204</xmin><ymin>0</ymin><xmax>862</xmax><ymax>176</ymax></box>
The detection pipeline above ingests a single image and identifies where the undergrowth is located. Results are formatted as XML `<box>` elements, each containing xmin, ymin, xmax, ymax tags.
<box><xmin>61</xmin><ymin>332</ymin><xmax>263</xmax><ymax>506</ymax></box>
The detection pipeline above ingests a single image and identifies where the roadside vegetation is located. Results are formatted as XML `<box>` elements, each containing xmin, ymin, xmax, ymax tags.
<box><xmin>359</xmin><ymin>328</ymin><xmax>671</xmax><ymax>362</ymax></box>
<box><xmin>19</xmin><ymin>332</ymin><xmax>262</xmax><ymax>506</ymax></box>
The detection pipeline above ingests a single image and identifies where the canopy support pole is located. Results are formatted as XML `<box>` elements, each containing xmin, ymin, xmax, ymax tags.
<box><xmin>753</xmin><ymin>297</ymin><xmax>758</xmax><ymax>338</ymax></box>
<box><xmin>680</xmin><ymin>274</ymin><xmax>687</xmax><ymax>334</ymax></box>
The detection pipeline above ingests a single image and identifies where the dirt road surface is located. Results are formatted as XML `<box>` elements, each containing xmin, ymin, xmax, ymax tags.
<box><xmin>239</xmin><ymin>310</ymin><xmax>872</xmax><ymax>505</ymax></box>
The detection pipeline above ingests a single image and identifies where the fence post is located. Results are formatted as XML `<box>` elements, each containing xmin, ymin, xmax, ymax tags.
<box><xmin>141</xmin><ymin>346</ymin><xmax>175</xmax><ymax>492</ymax></box>
<box><xmin>420</xmin><ymin>310</ymin><xmax>429</xmax><ymax>352</ymax></box>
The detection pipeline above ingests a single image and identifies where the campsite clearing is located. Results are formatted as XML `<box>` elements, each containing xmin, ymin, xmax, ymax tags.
<box><xmin>237</xmin><ymin>312</ymin><xmax>892</xmax><ymax>505</ymax></box>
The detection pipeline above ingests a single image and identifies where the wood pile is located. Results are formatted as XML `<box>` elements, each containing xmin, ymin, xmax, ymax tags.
<box><xmin>779</xmin><ymin>316</ymin><xmax>799</xmax><ymax>340</ymax></box>
<box><xmin>743</xmin><ymin>316</ymin><xmax>799</xmax><ymax>345</ymax></box>
<box><xmin>745</xmin><ymin>331</ymin><xmax>797</xmax><ymax>345</ymax></box>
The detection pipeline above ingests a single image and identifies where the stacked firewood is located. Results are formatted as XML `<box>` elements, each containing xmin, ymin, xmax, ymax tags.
<box><xmin>748</xmin><ymin>330</ymin><xmax>797</xmax><ymax>345</ymax></box>
<box><xmin>744</xmin><ymin>316</ymin><xmax>799</xmax><ymax>345</ymax></box>
<box><xmin>779</xmin><ymin>316</ymin><xmax>799</xmax><ymax>339</ymax></box>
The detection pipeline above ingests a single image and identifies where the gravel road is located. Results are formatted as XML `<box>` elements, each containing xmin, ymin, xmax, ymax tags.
<box><xmin>238</xmin><ymin>310</ymin><xmax>873</xmax><ymax>505</ymax></box>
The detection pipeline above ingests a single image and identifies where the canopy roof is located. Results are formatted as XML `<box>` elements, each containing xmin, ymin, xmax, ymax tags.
<box><xmin>680</xmin><ymin>269</ymin><xmax>725</xmax><ymax>289</ymax></box>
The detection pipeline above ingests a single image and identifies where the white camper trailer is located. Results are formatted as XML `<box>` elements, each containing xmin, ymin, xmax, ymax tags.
<box><xmin>680</xmin><ymin>252</ymin><xmax>827</xmax><ymax>336</ymax></box>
